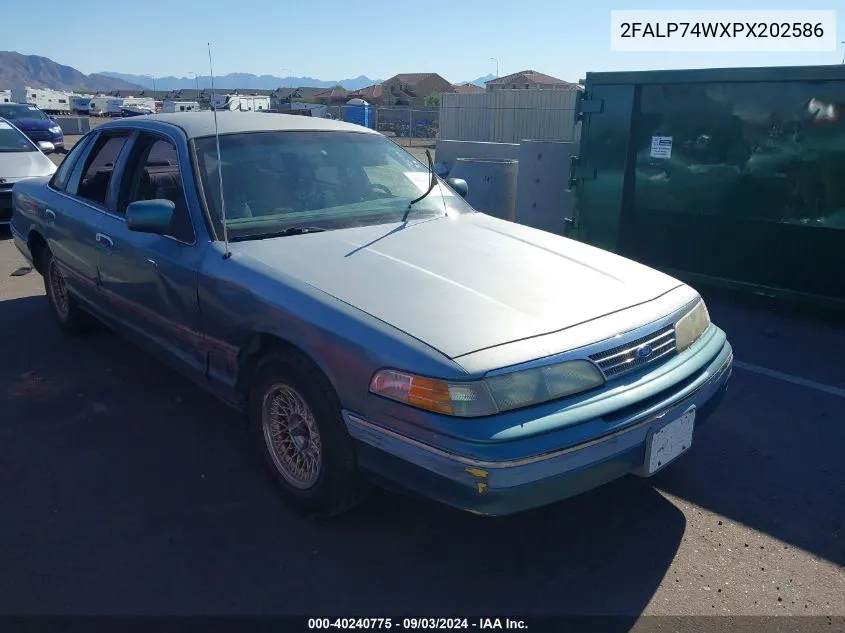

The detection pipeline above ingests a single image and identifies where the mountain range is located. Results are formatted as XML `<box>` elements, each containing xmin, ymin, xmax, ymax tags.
<box><xmin>1</xmin><ymin>50</ymin><xmax>501</xmax><ymax>94</ymax></box>
<box><xmin>463</xmin><ymin>74</ymin><xmax>496</xmax><ymax>87</ymax></box>
<box><xmin>0</xmin><ymin>51</ymin><xmax>144</xmax><ymax>92</ymax></box>
<box><xmin>100</xmin><ymin>72</ymin><xmax>499</xmax><ymax>91</ymax></box>
<box><xmin>98</xmin><ymin>72</ymin><xmax>383</xmax><ymax>91</ymax></box>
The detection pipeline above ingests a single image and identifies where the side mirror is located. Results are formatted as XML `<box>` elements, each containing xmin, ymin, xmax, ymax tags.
<box><xmin>37</xmin><ymin>141</ymin><xmax>55</xmax><ymax>154</ymax></box>
<box><xmin>445</xmin><ymin>177</ymin><xmax>468</xmax><ymax>199</ymax></box>
<box><xmin>126</xmin><ymin>199</ymin><xmax>175</xmax><ymax>235</ymax></box>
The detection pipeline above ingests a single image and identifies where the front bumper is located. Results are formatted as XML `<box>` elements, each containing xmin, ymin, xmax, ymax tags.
<box><xmin>345</xmin><ymin>338</ymin><xmax>733</xmax><ymax>516</ymax></box>
<box><xmin>0</xmin><ymin>190</ymin><xmax>11</xmax><ymax>224</ymax></box>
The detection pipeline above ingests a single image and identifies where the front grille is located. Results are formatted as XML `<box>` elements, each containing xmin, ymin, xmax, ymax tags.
<box><xmin>0</xmin><ymin>191</ymin><xmax>12</xmax><ymax>221</ymax></box>
<box><xmin>589</xmin><ymin>324</ymin><xmax>676</xmax><ymax>380</ymax></box>
<box><xmin>25</xmin><ymin>131</ymin><xmax>52</xmax><ymax>141</ymax></box>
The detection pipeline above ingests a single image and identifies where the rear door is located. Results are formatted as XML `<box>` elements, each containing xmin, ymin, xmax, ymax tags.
<box><xmin>42</xmin><ymin>130</ymin><xmax>131</xmax><ymax>309</ymax></box>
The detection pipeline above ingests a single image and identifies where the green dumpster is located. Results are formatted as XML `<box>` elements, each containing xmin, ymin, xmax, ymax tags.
<box><xmin>570</xmin><ymin>65</ymin><xmax>845</xmax><ymax>310</ymax></box>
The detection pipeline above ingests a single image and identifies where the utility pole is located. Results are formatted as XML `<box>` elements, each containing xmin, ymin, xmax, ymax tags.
<box><xmin>490</xmin><ymin>57</ymin><xmax>499</xmax><ymax>78</ymax></box>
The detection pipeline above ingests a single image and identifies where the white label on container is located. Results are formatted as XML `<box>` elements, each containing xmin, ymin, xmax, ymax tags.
<box><xmin>650</xmin><ymin>136</ymin><xmax>673</xmax><ymax>159</ymax></box>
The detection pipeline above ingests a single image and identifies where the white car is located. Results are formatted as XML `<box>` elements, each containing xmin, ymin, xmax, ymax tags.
<box><xmin>0</xmin><ymin>118</ymin><xmax>56</xmax><ymax>225</ymax></box>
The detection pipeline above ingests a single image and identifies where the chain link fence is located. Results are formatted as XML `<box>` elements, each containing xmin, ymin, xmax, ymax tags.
<box><xmin>323</xmin><ymin>105</ymin><xmax>439</xmax><ymax>147</ymax></box>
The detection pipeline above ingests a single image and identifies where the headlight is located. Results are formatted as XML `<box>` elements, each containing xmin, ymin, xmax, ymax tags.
<box><xmin>675</xmin><ymin>299</ymin><xmax>711</xmax><ymax>352</ymax></box>
<box><xmin>49</xmin><ymin>126</ymin><xmax>62</xmax><ymax>133</ymax></box>
<box><xmin>369</xmin><ymin>360</ymin><xmax>605</xmax><ymax>418</ymax></box>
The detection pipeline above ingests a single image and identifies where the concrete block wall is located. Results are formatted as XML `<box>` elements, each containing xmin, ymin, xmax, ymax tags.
<box><xmin>53</xmin><ymin>117</ymin><xmax>90</xmax><ymax>135</ymax></box>
<box><xmin>515</xmin><ymin>140</ymin><xmax>578</xmax><ymax>236</ymax></box>
<box><xmin>435</xmin><ymin>140</ymin><xmax>519</xmax><ymax>168</ymax></box>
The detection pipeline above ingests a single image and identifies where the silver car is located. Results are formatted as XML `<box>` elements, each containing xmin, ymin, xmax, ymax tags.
<box><xmin>0</xmin><ymin>117</ymin><xmax>56</xmax><ymax>225</ymax></box>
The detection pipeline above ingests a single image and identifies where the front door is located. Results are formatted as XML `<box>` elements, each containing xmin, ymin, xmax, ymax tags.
<box><xmin>95</xmin><ymin>132</ymin><xmax>207</xmax><ymax>377</ymax></box>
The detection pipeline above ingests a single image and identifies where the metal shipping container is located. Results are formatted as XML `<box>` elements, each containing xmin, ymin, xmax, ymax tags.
<box><xmin>570</xmin><ymin>64</ymin><xmax>845</xmax><ymax>309</ymax></box>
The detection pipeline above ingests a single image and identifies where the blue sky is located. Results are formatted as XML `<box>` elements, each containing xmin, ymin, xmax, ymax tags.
<box><xmin>5</xmin><ymin>0</ymin><xmax>843</xmax><ymax>82</ymax></box>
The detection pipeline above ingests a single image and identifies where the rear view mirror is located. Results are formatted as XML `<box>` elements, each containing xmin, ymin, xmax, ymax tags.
<box><xmin>127</xmin><ymin>199</ymin><xmax>175</xmax><ymax>235</ymax></box>
<box><xmin>37</xmin><ymin>141</ymin><xmax>55</xmax><ymax>154</ymax></box>
<box><xmin>445</xmin><ymin>177</ymin><xmax>468</xmax><ymax>198</ymax></box>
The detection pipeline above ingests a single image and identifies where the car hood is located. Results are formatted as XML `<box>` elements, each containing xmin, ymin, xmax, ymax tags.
<box><xmin>230</xmin><ymin>213</ymin><xmax>685</xmax><ymax>359</ymax></box>
<box><xmin>0</xmin><ymin>151</ymin><xmax>56</xmax><ymax>179</ymax></box>
<box><xmin>12</xmin><ymin>118</ymin><xmax>54</xmax><ymax>131</ymax></box>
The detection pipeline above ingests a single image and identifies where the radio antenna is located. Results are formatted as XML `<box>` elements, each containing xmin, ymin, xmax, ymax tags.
<box><xmin>208</xmin><ymin>42</ymin><xmax>231</xmax><ymax>259</ymax></box>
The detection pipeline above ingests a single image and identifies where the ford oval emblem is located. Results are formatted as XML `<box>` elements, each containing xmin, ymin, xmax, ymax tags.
<box><xmin>635</xmin><ymin>344</ymin><xmax>654</xmax><ymax>360</ymax></box>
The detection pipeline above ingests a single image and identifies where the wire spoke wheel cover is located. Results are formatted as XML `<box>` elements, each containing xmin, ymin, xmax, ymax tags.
<box><xmin>261</xmin><ymin>383</ymin><xmax>323</xmax><ymax>489</ymax></box>
<box><xmin>48</xmin><ymin>259</ymin><xmax>70</xmax><ymax>321</ymax></box>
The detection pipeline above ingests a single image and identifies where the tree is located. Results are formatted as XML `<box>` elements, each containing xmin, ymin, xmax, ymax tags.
<box><xmin>424</xmin><ymin>92</ymin><xmax>441</xmax><ymax>107</ymax></box>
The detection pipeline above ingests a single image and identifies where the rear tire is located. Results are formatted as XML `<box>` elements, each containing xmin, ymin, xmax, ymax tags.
<box><xmin>248</xmin><ymin>350</ymin><xmax>367</xmax><ymax>517</ymax></box>
<box><xmin>42</xmin><ymin>248</ymin><xmax>94</xmax><ymax>335</ymax></box>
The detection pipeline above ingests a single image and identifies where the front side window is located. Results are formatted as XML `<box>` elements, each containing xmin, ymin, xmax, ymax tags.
<box><xmin>0</xmin><ymin>120</ymin><xmax>37</xmax><ymax>153</ymax></box>
<box><xmin>194</xmin><ymin>131</ymin><xmax>474</xmax><ymax>241</ymax></box>
<box><xmin>121</xmin><ymin>135</ymin><xmax>194</xmax><ymax>243</ymax></box>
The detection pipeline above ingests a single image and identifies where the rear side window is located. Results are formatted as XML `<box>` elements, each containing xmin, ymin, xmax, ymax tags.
<box><xmin>50</xmin><ymin>134</ymin><xmax>94</xmax><ymax>191</ymax></box>
<box><xmin>69</xmin><ymin>133</ymin><xmax>131</xmax><ymax>206</ymax></box>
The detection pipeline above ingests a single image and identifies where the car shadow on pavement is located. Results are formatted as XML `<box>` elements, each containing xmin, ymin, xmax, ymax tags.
<box><xmin>0</xmin><ymin>294</ymin><xmax>685</xmax><ymax>618</ymax></box>
<box><xmin>651</xmin><ymin>368</ymin><xmax>845</xmax><ymax>567</ymax></box>
<box><xmin>655</xmin><ymin>292</ymin><xmax>845</xmax><ymax>568</ymax></box>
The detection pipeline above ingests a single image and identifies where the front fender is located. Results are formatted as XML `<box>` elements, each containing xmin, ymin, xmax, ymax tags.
<box><xmin>198</xmin><ymin>246</ymin><xmax>467</xmax><ymax>412</ymax></box>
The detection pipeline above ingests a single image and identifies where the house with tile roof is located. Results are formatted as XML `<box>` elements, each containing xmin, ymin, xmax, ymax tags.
<box><xmin>381</xmin><ymin>73</ymin><xmax>453</xmax><ymax>106</ymax></box>
<box><xmin>451</xmin><ymin>83</ymin><xmax>486</xmax><ymax>94</ymax></box>
<box><xmin>485</xmin><ymin>70</ymin><xmax>579</xmax><ymax>92</ymax></box>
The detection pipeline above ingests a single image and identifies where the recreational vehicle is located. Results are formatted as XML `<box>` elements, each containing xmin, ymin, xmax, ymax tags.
<box><xmin>210</xmin><ymin>94</ymin><xmax>270</xmax><ymax>112</ymax></box>
<box><xmin>10</xmin><ymin>87</ymin><xmax>72</xmax><ymax>114</ymax></box>
<box><xmin>104</xmin><ymin>97</ymin><xmax>156</xmax><ymax>117</ymax></box>
<box><xmin>88</xmin><ymin>96</ymin><xmax>111</xmax><ymax>117</ymax></box>
<box><xmin>70</xmin><ymin>95</ymin><xmax>92</xmax><ymax>115</ymax></box>
<box><xmin>162</xmin><ymin>100</ymin><xmax>200</xmax><ymax>113</ymax></box>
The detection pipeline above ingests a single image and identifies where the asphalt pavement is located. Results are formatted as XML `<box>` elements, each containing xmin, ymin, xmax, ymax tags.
<box><xmin>0</xmin><ymin>210</ymin><xmax>843</xmax><ymax>617</ymax></box>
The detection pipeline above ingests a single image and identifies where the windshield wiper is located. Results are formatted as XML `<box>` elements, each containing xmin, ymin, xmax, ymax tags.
<box><xmin>405</xmin><ymin>149</ymin><xmax>436</xmax><ymax>218</ymax></box>
<box><xmin>230</xmin><ymin>226</ymin><xmax>327</xmax><ymax>242</ymax></box>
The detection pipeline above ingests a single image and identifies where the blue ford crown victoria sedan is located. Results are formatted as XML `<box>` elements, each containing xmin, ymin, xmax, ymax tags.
<box><xmin>10</xmin><ymin>113</ymin><xmax>732</xmax><ymax>516</ymax></box>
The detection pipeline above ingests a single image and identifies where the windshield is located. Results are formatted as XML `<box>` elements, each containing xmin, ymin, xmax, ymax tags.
<box><xmin>0</xmin><ymin>121</ymin><xmax>36</xmax><ymax>153</ymax></box>
<box><xmin>194</xmin><ymin>131</ymin><xmax>474</xmax><ymax>240</ymax></box>
<box><xmin>0</xmin><ymin>105</ymin><xmax>47</xmax><ymax>121</ymax></box>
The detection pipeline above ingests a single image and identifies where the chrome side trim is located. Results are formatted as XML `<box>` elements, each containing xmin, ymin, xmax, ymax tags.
<box><xmin>348</xmin><ymin>348</ymin><xmax>732</xmax><ymax>470</ymax></box>
<box><xmin>484</xmin><ymin>297</ymin><xmax>700</xmax><ymax>378</ymax></box>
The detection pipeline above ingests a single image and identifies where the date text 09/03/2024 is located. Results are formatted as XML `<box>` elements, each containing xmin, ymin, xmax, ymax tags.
<box><xmin>308</xmin><ymin>618</ymin><xmax>528</xmax><ymax>630</ymax></box>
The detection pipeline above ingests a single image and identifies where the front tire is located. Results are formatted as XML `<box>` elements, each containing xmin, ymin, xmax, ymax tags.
<box><xmin>42</xmin><ymin>248</ymin><xmax>93</xmax><ymax>335</ymax></box>
<box><xmin>249</xmin><ymin>351</ymin><xmax>367</xmax><ymax>517</ymax></box>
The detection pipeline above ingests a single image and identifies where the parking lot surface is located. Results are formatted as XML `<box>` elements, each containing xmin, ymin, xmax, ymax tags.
<box><xmin>1</xmin><ymin>146</ymin><xmax>843</xmax><ymax>618</ymax></box>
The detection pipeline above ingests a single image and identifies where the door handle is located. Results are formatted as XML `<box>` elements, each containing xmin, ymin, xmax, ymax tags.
<box><xmin>44</xmin><ymin>208</ymin><xmax>56</xmax><ymax>223</ymax></box>
<box><xmin>95</xmin><ymin>232</ymin><xmax>114</xmax><ymax>248</ymax></box>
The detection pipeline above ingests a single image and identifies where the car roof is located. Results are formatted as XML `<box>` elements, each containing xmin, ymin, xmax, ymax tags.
<box><xmin>98</xmin><ymin>111</ymin><xmax>380</xmax><ymax>139</ymax></box>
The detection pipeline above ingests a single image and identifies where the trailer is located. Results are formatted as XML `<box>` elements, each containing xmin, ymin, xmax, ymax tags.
<box><xmin>210</xmin><ymin>94</ymin><xmax>270</xmax><ymax>112</ymax></box>
<box><xmin>104</xmin><ymin>97</ymin><xmax>156</xmax><ymax>117</ymax></box>
<box><xmin>10</xmin><ymin>87</ymin><xmax>72</xmax><ymax>114</ymax></box>
<box><xmin>88</xmin><ymin>96</ymin><xmax>111</xmax><ymax>117</ymax></box>
<box><xmin>163</xmin><ymin>100</ymin><xmax>200</xmax><ymax>113</ymax></box>
<box><xmin>70</xmin><ymin>95</ymin><xmax>92</xmax><ymax>115</ymax></box>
